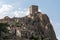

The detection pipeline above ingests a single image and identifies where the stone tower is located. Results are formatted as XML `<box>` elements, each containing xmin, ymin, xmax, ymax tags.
<box><xmin>29</xmin><ymin>5</ymin><xmax>38</xmax><ymax>14</ymax></box>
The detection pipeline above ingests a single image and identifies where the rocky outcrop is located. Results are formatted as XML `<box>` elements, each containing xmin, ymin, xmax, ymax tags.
<box><xmin>0</xmin><ymin>5</ymin><xmax>57</xmax><ymax>40</ymax></box>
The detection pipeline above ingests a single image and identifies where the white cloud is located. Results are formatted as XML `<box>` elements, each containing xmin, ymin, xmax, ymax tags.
<box><xmin>14</xmin><ymin>8</ymin><xmax>29</xmax><ymax>17</ymax></box>
<box><xmin>57</xmin><ymin>36</ymin><xmax>60</xmax><ymax>40</ymax></box>
<box><xmin>0</xmin><ymin>4</ymin><xmax>13</xmax><ymax>19</ymax></box>
<box><xmin>24</xmin><ymin>8</ymin><xmax>29</xmax><ymax>15</ymax></box>
<box><xmin>14</xmin><ymin>11</ymin><xmax>20</xmax><ymax>17</ymax></box>
<box><xmin>0</xmin><ymin>4</ymin><xmax>13</xmax><ymax>13</ymax></box>
<box><xmin>0</xmin><ymin>4</ymin><xmax>30</xmax><ymax>18</ymax></box>
<box><xmin>39</xmin><ymin>9</ymin><xmax>41</xmax><ymax>12</ymax></box>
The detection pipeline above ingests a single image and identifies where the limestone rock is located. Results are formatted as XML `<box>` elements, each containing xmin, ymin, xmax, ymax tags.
<box><xmin>0</xmin><ymin>5</ymin><xmax>57</xmax><ymax>40</ymax></box>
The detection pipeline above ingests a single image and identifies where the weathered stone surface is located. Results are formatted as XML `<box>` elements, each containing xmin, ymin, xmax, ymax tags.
<box><xmin>0</xmin><ymin>5</ymin><xmax>57</xmax><ymax>40</ymax></box>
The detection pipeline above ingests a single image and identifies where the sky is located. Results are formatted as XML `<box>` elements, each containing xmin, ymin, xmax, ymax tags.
<box><xmin>0</xmin><ymin>0</ymin><xmax>60</xmax><ymax>40</ymax></box>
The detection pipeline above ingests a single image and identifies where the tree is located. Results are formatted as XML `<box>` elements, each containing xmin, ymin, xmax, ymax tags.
<box><xmin>0</xmin><ymin>23</ymin><xmax>9</xmax><ymax>40</ymax></box>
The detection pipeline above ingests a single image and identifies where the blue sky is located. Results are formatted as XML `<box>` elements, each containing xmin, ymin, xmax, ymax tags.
<box><xmin>0</xmin><ymin>0</ymin><xmax>60</xmax><ymax>40</ymax></box>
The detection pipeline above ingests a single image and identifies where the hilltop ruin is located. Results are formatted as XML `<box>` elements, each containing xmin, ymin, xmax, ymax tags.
<box><xmin>0</xmin><ymin>5</ymin><xmax>57</xmax><ymax>40</ymax></box>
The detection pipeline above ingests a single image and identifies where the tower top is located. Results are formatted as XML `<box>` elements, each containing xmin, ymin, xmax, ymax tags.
<box><xmin>29</xmin><ymin>5</ymin><xmax>38</xmax><ymax>14</ymax></box>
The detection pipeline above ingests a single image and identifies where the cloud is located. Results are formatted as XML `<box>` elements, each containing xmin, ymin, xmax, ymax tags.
<box><xmin>14</xmin><ymin>8</ymin><xmax>29</xmax><ymax>17</ymax></box>
<box><xmin>0</xmin><ymin>4</ymin><xmax>13</xmax><ymax>13</ymax></box>
<box><xmin>57</xmin><ymin>36</ymin><xmax>60</xmax><ymax>40</ymax></box>
<box><xmin>0</xmin><ymin>4</ymin><xmax>13</xmax><ymax>19</ymax></box>
<box><xmin>39</xmin><ymin>9</ymin><xmax>41</xmax><ymax>12</ymax></box>
<box><xmin>14</xmin><ymin>11</ymin><xmax>20</xmax><ymax>17</ymax></box>
<box><xmin>0</xmin><ymin>4</ymin><xmax>30</xmax><ymax>18</ymax></box>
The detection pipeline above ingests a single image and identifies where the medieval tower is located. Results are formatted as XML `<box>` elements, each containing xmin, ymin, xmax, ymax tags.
<box><xmin>29</xmin><ymin>5</ymin><xmax>38</xmax><ymax>14</ymax></box>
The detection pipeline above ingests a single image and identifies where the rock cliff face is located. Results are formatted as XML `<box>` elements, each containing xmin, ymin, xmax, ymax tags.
<box><xmin>0</xmin><ymin>5</ymin><xmax>57</xmax><ymax>40</ymax></box>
